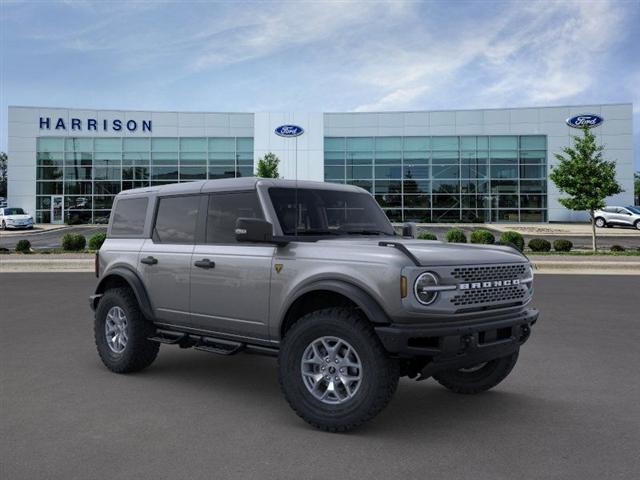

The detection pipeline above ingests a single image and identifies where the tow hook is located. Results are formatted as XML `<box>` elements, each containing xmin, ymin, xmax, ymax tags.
<box><xmin>462</xmin><ymin>334</ymin><xmax>475</xmax><ymax>351</ymax></box>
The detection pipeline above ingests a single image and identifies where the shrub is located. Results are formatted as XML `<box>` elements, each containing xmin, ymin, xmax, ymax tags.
<box><xmin>88</xmin><ymin>232</ymin><xmax>107</xmax><ymax>250</ymax></box>
<box><xmin>470</xmin><ymin>229</ymin><xmax>495</xmax><ymax>245</ymax></box>
<box><xmin>528</xmin><ymin>238</ymin><xmax>551</xmax><ymax>252</ymax></box>
<box><xmin>499</xmin><ymin>231</ymin><xmax>525</xmax><ymax>252</ymax></box>
<box><xmin>417</xmin><ymin>231</ymin><xmax>437</xmax><ymax>240</ymax></box>
<box><xmin>610</xmin><ymin>244</ymin><xmax>625</xmax><ymax>252</ymax></box>
<box><xmin>62</xmin><ymin>233</ymin><xmax>86</xmax><ymax>251</ymax></box>
<box><xmin>445</xmin><ymin>228</ymin><xmax>467</xmax><ymax>243</ymax></box>
<box><xmin>15</xmin><ymin>239</ymin><xmax>31</xmax><ymax>253</ymax></box>
<box><xmin>553</xmin><ymin>239</ymin><xmax>573</xmax><ymax>252</ymax></box>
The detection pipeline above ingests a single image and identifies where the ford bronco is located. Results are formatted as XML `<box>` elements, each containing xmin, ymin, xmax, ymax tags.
<box><xmin>90</xmin><ymin>178</ymin><xmax>538</xmax><ymax>431</ymax></box>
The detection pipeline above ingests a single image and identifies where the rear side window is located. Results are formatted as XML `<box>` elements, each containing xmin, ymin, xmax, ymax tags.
<box><xmin>110</xmin><ymin>198</ymin><xmax>148</xmax><ymax>237</ymax></box>
<box><xmin>154</xmin><ymin>195</ymin><xmax>200</xmax><ymax>244</ymax></box>
<box><xmin>206</xmin><ymin>191</ymin><xmax>263</xmax><ymax>243</ymax></box>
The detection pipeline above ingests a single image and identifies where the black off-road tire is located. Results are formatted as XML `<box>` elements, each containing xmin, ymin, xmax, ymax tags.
<box><xmin>278</xmin><ymin>308</ymin><xmax>399</xmax><ymax>432</ymax></box>
<box><xmin>94</xmin><ymin>287</ymin><xmax>159</xmax><ymax>373</ymax></box>
<box><xmin>433</xmin><ymin>350</ymin><xmax>519</xmax><ymax>395</ymax></box>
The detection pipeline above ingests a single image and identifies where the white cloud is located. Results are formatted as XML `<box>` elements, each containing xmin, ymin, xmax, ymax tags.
<box><xmin>351</xmin><ymin>0</ymin><xmax>632</xmax><ymax>111</ymax></box>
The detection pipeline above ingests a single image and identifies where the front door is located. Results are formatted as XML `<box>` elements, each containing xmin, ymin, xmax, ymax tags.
<box><xmin>189</xmin><ymin>191</ymin><xmax>274</xmax><ymax>340</ymax></box>
<box><xmin>51</xmin><ymin>195</ymin><xmax>63</xmax><ymax>224</ymax></box>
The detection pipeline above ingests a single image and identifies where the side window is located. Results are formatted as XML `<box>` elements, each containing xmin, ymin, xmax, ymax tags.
<box><xmin>110</xmin><ymin>197</ymin><xmax>148</xmax><ymax>237</ymax></box>
<box><xmin>206</xmin><ymin>191</ymin><xmax>264</xmax><ymax>243</ymax></box>
<box><xmin>153</xmin><ymin>195</ymin><xmax>200</xmax><ymax>244</ymax></box>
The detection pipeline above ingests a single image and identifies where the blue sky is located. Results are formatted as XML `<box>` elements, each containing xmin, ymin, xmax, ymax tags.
<box><xmin>1</xmin><ymin>0</ymin><xmax>639</xmax><ymax>168</ymax></box>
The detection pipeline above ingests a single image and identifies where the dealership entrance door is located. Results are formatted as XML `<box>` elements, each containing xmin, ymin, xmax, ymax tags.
<box><xmin>51</xmin><ymin>195</ymin><xmax>63</xmax><ymax>224</ymax></box>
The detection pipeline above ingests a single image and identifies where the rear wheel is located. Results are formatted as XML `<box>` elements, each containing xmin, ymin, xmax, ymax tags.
<box><xmin>94</xmin><ymin>287</ymin><xmax>159</xmax><ymax>373</ymax></box>
<box><xmin>278</xmin><ymin>308</ymin><xmax>399</xmax><ymax>432</ymax></box>
<box><xmin>595</xmin><ymin>217</ymin><xmax>606</xmax><ymax>228</ymax></box>
<box><xmin>433</xmin><ymin>350</ymin><xmax>519</xmax><ymax>394</ymax></box>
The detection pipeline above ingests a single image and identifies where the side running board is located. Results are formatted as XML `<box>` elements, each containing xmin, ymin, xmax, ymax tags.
<box><xmin>148</xmin><ymin>329</ymin><xmax>278</xmax><ymax>357</ymax></box>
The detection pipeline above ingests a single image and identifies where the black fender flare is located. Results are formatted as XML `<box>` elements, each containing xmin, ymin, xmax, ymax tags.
<box><xmin>94</xmin><ymin>265</ymin><xmax>154</xmax><ymax>320</ymax></box>
<box><xmin>282</xmin><ymin>279</ymin><xmax>391</xmax><ymax>327</ymax></box>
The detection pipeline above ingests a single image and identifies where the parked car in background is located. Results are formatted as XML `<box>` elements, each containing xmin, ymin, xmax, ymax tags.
<box><xmin>0</xmin><ymin>197</ymin><xmax>7</xmax><ymax>208</ymax></box>
<box><xmin>594</xmin><ymin>206</ymin><xmax>640</xmax><ymax>230</ymax></box>
<box><xmin>0</xmin><ymin>207</ymin><xmax>35</xmax><ymax>230</ymax></box>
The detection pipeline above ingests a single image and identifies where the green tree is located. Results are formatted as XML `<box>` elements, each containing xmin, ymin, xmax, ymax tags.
<box><xmin>550</xmin><ymin>128</ymin><xmax>623</xmax><ymax>251</ymax></box>
<box><xmin>0</xmin><ymin>152</ymin><xmax>7</xmax><ymax>198</ymax></box>
<box><xmin>634</xmin><ymin>172</ymin><xmax>640</xmax><ymax>205</ymax></box>
<box><xmin>255</xmin><ymin>152</ymin><xmax>280</xmax><ymax>178</ymax></box>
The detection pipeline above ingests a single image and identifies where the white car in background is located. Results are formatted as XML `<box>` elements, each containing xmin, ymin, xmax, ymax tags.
<box><xmin>594</xmin><ymin>206</ymin><xmax>640</xmax><ymax>230</ymax></box>
<box><xmin>0</xmin><ymin>207</ymin><xmax>35</xmax><ymax>230</ymax></box>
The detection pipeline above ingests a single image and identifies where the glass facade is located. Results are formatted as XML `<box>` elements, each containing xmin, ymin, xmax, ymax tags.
<box><xmin>324</xmin><ymin>135</ymin><xmax>547</xmax><ymax>223</ymax></box>
<box><xmin>35</xmin><ymin>136</ymin><xmax>254</xmax><ymax>224</ymax></box>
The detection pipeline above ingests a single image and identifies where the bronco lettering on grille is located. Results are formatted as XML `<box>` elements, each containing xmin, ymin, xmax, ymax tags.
<box><xmin>459</xmin><ymin>279</ymin><xmax>520</xmax><ymax>290</ymax></box>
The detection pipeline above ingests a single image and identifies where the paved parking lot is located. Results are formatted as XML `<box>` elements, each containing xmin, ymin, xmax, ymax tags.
<box><xmin>1</xmin><ymin>273</ymin><xmax>639</xmax><ymax>480</ymax></box>
<box><xmin>1</xmin><ymin>224</ymin><xmax>638</xmax><ymax>249</ymax></box>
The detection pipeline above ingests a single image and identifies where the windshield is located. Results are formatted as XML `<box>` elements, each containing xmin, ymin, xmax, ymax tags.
<box><xmin>269</xmin><ymin>187</ymin><xmax>395</xmax><ymax>237</ymax></box>
<box><xmin>3</xmin><ymin>208</ymin><xmax>25</xmax><ymax>215</ymax></box>
<box><xmin>626</xmin><ymin>206</ymin><xmax>640</xmax><ymax>214</ymax></box>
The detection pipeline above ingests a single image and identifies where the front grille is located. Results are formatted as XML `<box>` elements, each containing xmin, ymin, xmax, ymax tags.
<box><xmin>449</xmin><ymin>263</ymin><xmax>530</xmax><ymax>308</ymax></box>
<box><xmin>451</xmin><ymin>264</ymin><xmax>527</xmax><ymax>283</ymax></box>
<box><xmin>450</xmin><ymin>284</ymin><xmax>527</xmax><ymax>307</ymax></box>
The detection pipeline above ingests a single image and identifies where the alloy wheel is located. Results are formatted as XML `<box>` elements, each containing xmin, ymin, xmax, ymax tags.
<box><xmin>300</xmin><ymin>336</ymin><xmax>363</xmax><ymax>405</ymax></box>
<box><xmin>105</xmin><ymin>306</ymin><xmax>129</xmax><ymax>354</ymax></box>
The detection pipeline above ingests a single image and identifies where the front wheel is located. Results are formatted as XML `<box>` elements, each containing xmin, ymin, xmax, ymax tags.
<box><xmin>1</xmin><ymin>221</ymin><xmax>5</xmax><ymax>230</ymax></box>
<box><xmin>278</xmin><ymin>308</ymin><xmax>399</xmax><ymax>432</ymax></box>
<box><xmin>635</xmin><ymin>220</ymin><xmax>640</xmax><ymax>230</ymax></box>
<box><xmin>594</xmin><ymin>217</ymin><xmax>606</xmax><ymax>228</ymax></box>
<box><xmin>433</xmin><ymin>350</ymin><xmax>519</xmax><ymax>394</ymax></box>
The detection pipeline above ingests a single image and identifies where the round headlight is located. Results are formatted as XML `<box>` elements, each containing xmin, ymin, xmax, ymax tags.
<box><xmin>414</xmin><ymin>272</ymin><xmax>439</xmax><ymax>305</ymax></box>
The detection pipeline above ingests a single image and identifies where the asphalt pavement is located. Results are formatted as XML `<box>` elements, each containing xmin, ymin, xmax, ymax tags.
<box><xmin>416</xmin><ymin>225</ymin><xmax>640</xmax><ymax>249</ymax></box>
<box><xmin>1</xmin><ymin>273</ymin><xmax>639</xmax><ymax>480</ymax></box>
<box><xmin>1</xmin><ymin>224</ymin><xmax>638</xmax><ymax>250</ymax></box>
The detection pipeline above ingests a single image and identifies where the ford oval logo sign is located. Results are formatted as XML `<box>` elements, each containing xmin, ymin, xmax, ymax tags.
<box><xmin>566</xmin><ymin>114</ymin><xmax>604</xmax><ymax>129</ymax></box>
<box><xmin>275</xmin><ymin>125</ymin><xmax>304</xmax><ymax>137</ymax></box>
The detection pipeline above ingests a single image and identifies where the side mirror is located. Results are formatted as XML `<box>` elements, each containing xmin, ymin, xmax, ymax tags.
<box><xmin>402</xmin><ymin>222</ymin><xmax>417</xmax><ymax>239</ymax></box>
<box><xmin>235</xmin><ymin>218</ymin><xmax>274</xmax><ymax>243</ymax></box>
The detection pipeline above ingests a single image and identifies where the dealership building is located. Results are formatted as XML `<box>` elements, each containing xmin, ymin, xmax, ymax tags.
<box><xmin>6</xmin><ymin>103</ymin><xmax>634</xmax><ymax>224</ymax></box>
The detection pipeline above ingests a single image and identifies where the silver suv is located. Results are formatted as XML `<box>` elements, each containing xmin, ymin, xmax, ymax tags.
<box><xmin>90</xmin><ymin>178</ymin><xmax>538</xmax><ymax>432</ymax></box>
<box><xmin>594</xmin><ymin>206</ymin><xmax>640</xmax><ymax>229</ymax></box>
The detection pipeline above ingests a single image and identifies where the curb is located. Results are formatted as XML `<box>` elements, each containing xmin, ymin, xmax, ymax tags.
<box><xmin>532</xmin><ymin>260</ymin><xmax>640</xmax><ymax>275</ymax></box>
<box><xmin>0</xmin><ymin>258</ymin><xmax>94</xmax><ymax>273</ymax></box>
<box><xmin>2</xmin><ymin>258</ymin><xmax>639</xmax><ymax>275</ymax></box>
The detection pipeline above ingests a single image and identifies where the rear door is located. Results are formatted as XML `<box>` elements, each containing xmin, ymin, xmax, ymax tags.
<box><xmin>189</xmin><ymin>191</ymin><xmax>274</xmax><ymax>340</ymax></box>
<box><xmin>139</xmin><ymin>194</ymin><xmax>200</xmax><ymax>326</ymax></box>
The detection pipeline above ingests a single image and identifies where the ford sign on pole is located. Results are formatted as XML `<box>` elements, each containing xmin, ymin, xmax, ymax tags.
<box><xmin>566</xmin><ymin>114</ymin><xmax>604</xmax><ymax>129</ymax></box>
<box><xmin>275</xmin><ymin>125</ymin><xmax>304</xmax><ymax>137</ymax></box>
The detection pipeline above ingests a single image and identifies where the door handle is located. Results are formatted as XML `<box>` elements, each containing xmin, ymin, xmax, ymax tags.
<box><xmin>141</xmin><ymin>256</ymin><xmax>158</xmax><ymax>266</ymax></box>
<box><xmin>194</xmin><ymin>259</ymin><xmax>215</xmax><ymax>269</ymax></box>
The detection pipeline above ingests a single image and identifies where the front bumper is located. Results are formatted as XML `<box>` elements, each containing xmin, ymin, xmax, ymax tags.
<box><xmin>375</xmin><ymin>308</ymin><xmax>538</xmax><ymax>373</ymax></box>
<box><xmin>4</xmin><ymin>223</ymin><xmax>33</xmax><ymax>229</ymax></box>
